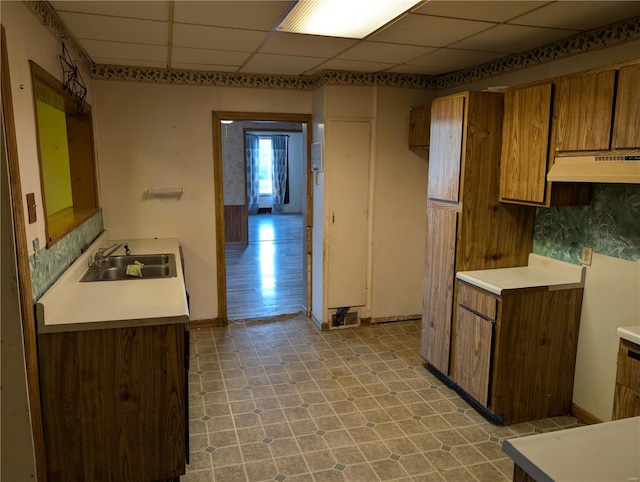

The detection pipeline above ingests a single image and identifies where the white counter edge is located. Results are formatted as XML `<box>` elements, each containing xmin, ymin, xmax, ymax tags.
<box><xmin>617</xmin><ymin>326</ymin><xmax>640</xmax><ymax>345</ymax></box>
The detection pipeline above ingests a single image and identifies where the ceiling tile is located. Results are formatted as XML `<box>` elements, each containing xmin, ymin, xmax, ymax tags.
<box><xmin>408</xmin><ymin>48</ymin><xmax>505</xmax><ymax>69</ymax></box>
<box><xmin>50</xmin><ymin>1</ymin><xmax>168</xmax><ymax>21</ymax></box>
<box><xmin>80</xmin><ymin>39</ymin><xmax>167</xmax><ymax>62</ymax></box>
<box><xmin>509</xmin><ymin>1</ymin><xmax>640</xmax><ymax>30</ymax></box>
<box><xmin>413</xmin><ymin>1</ymin><xmax>548</xmax><ymax>23</ymax></box>
<box><xmin>451</xmin><ymin>24</ymin><xmax>581</xmax><ymax>53</ymax></box>
<box><xmin>93</xmin><ymin>58</ymin><xmax>168</xmax><ymax>69</ymax></box>
<box><xmin>260</xmin><ymin>32</ymin><xmax>357</xmax><ymax>57</ymax></box>
<box><xmin>318</xmin><ymin>58</ymin><xmax>398</xmax><ymax>73</ymax></box>
<box><xmin>172</xmin><ymin>23</ymin><xmax>267</xmax><ymax>51</ymax></box>
<box><xmin>172</xmin><ymin>47</ymin><xmax>250</xmax><ymax>66</ymax></box>
<box><xmin>370</xmin><ymin>13</ymin><xmax>495</xmax><ymax>47</ymax></box>
<box><xmin>240</xmin><ymin>53</ymin><xmax>325</xmax><ymax>76</ymax></box>
<box><xmin>57</xmin><ymin>11</ymin><xmax>167</xmax><ymax>44</ymax></box>
<box><xmin>173</xmin><ymin>1</ymin><xmax>292</xmax><ymax>30</ymax></box>
<box><xmin>337</xmin><ymin>41</ymin><xmax>436</xmax><ymax>64</ymax></box>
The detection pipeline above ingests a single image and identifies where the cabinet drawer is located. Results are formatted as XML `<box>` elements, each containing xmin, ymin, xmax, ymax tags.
<box><xmin>617</xmin><ymin>340</ymin><xmax>640</xmax><ymax>392</ymax></box>
<box><xmin>458</xmin><ymin>282</ymin><xmax>497</xmax><ymax>320</ymax></box>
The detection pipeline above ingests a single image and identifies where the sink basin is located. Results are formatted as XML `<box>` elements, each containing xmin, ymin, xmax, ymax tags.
<box><xmin>107</xmin><ymin>254</ymin><xmax>172</xmax><ymax>267</ymax></box>
<box><xmin>80</xmin><ymin>253</ymin><xmax>177</xmax><ymax>282</ymax></box>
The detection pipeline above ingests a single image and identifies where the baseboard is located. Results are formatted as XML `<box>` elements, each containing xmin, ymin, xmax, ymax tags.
<box><xmin>371</xmin><ymin>314</ymin><xmax>422</xmax><ymax>324</ymax></box>
<box><xmin>571</xmin><ymin>403</ymin><xmax>603</xmax><ymax>425</ymax></box>
<box><xmin>188</xmin><ymin>318</ymin><xmax>226</xmax><ymax>328</ymax></box>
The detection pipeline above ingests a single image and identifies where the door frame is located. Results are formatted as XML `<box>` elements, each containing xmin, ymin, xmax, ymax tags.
<box><xmin>212</xmin><ymin>111</ymin><xmax>313</xmax><ymax>324</ymax></box>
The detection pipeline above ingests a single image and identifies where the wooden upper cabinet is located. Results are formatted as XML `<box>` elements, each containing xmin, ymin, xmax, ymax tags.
<box><xmin>428</xmin><ymin>96</ymin><xmax>465</xmax><ymax>202</ymax></box>
<box><xmin>555</xmin><ymin>70</ymin><xmax>616</xmax><ymax>151</ymax></box>
<box><xmin>500</xmin><ymin>83</ymin><xmax>553</xmax><ymax>204</ymax></box>
<box><xmin>409</xmin><ymin>106</ymin><xmax>431</xmax><ymax>149</ymax></box>
<box><xmin>612</xmin><ymin>64</ymin><xmax>640</xmax><ymax>149</ymax></box>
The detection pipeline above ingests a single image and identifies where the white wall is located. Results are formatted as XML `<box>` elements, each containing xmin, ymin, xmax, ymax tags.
<box><xmin>92</xmin><ymin>81</ymin><xmax>311</xmax><ymax>320</ymax></box>
<box><xmin>370</xmin><ymin>87</ymin><xmax>434</xmax><ymax>320</ymax></box>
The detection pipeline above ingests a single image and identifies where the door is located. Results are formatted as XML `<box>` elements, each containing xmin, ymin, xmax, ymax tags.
<box><xmin>326</xmin><ymin>120</ymin><xmax>370</xmax><ymax>309</ymax></box>
<box><xmin>421</xmin><ymin>204</ymin><xmax>458</xmax><ymax>374</ymax></box>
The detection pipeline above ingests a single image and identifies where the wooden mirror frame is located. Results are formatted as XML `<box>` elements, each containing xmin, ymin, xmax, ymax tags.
<box><xmin>30</xmin><ymin>61</ymin><xmax>98</xmax><ymax>247</ymax></box>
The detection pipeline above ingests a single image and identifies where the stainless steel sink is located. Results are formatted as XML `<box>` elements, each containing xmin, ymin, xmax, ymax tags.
<box><xmin>107</xmin><ymin>254</ymin><xmax>172</xmax><ymax>267</ymax></box>
<box><xmin>80</xmin><ymin>253</ymin><xmax>177</xmax><ymax>282</ymax></box>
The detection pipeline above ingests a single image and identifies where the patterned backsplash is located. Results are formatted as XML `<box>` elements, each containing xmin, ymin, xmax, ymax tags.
<box><xmin>30</xmin><ymin>210</ymin><xmax>103</xmax><ymax>302</ymax></box>
<box><xmin>533</xmin><ymin>184</ymin><xmax>640</xmax><ymax>265</ymax></box>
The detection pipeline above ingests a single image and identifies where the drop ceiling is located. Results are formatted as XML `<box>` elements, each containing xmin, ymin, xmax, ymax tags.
<box><xmin>48</xmin><ymin>0</ymin><xmax>640</xmax><ymax>77</ymax></box>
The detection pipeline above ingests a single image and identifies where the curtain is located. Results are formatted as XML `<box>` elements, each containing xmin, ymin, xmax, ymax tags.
<box><xmin>245</xmin><ymin>134</ymin><xmax>260</xmax><ymax>215</ymax></box>
<box><xmin>271</xmin><ymin>135</ymin><xmax>289</xmax><ymax>213</ymax></box>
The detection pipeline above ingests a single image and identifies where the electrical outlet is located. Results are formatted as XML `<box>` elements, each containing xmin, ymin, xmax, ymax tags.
<box><xmin>581</xmin><ymin>246</ymin><xmax>593</xmax><ymax>266</ymax></box>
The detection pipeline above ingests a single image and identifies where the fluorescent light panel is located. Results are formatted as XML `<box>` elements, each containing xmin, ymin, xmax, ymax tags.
<box><xmin>277</xmin><ymin>0</ymin><xmax>421</xmax><ymax>39</ymax></box>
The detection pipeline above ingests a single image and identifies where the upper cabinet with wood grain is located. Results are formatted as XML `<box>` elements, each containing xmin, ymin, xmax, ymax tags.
<box><xmin>409</xmin><ymin>105</ymin><xmax>431</xmax><ymax>150</ymax></box>
<box><xmin>612</xmin><ymin>64</ymin><xmax>640</xmax><ymax>149</ymax></box>
<box><xmin>500</xmin><ymin>82</ymin><xmax>591</xmax><ymax>207</ymax></box>
<box><xmin>555</xmin><ymin>70</ymin><xmax>617</xmax><ymax>151</ymax></box>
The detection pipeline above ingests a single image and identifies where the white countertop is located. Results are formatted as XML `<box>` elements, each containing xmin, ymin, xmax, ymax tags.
<box><xmin>618</xmin><ymin>326</ymin><xmax>640</xmax><ymax>346</ymax></box>
<box><xmin>456</xmin><ymin>253</ymin><xmax>586</xmax><ymax>295</ymax></box>
<box><xmin>36</xmin><ymin>232</ymin><xmax>189</xmax><ymax>333</ymax></box>
<box><xmin>502</xmin><ymin>416</ymin><xmax>640</xmax><ymax>482</ymax></box>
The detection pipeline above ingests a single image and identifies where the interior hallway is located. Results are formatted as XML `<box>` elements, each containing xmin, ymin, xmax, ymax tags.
<box><xmin>226</xmin><ymin>214</ymin><xmax>304</xmax><ymax>320</ymax></box>
<box><xmin>184</xmin><ymin>316</ymin><xmax>585</xmax><ymax>482</ymax></box>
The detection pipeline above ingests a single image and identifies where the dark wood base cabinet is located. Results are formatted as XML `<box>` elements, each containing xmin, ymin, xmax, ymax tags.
<box><xmin>38</xmin><ymin>323</ymin><xmax>187</xmax><ymax>482</ymax></box>
<box><xmin>452</xmin><ymin>282</ymin><xmax>583</xmax><ymax>425</ymax></box>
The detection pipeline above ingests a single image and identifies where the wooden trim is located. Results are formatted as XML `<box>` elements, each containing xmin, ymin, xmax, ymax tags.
<box><xmin>371</xmin><ymin>314</ymin><xmax>422</xmax><ymax>324</ymax></box>
<box><xmin>1</xmin><ymin>26</ymin><xmax>48</xmax><ymax>481</ymax></box>
<box><xmin>212</xmin><ymin>111</ymin><xmax>313</xmax><ymax>323</ymax></box>
<box><xmin>211</xmin><ymin>112</ymin><xmax>228</xmax><ymax>325</ymax></box>
<box><xmin>571</xmin><ymin>402</ymin><xmax>603</xmax><ymax>425</ymax></box>
<box><xmin>188</xmin><ymin>318</ymin><xmax>224</xmax><ymax>329</ymax></box>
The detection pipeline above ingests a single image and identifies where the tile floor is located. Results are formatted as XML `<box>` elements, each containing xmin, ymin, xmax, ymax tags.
<box><xmin>184</xmin><ymin>316</ymin><xmax>584</xmax><ymax>482</ymax></box>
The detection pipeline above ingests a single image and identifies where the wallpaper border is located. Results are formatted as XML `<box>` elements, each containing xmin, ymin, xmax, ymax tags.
<box><xmin>25</xmin><ymin>1</ymin><xmax>640</xmax><ymax>91</ymax></box>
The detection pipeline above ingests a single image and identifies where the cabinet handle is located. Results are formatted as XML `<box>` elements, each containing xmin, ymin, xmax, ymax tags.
<box><xmin>628</xmin><ymin>349</ymin><xmax>640</xmax><ymax>361</ymax></box>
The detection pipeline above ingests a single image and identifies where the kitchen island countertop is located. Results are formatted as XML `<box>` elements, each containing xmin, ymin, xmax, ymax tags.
<box><xmin>502</xmin><ymin>416</ymin><xmax>640</xmax><ymax>482</ymax></box>
<box><xmin>36</xmin><ymin>231</ymin><xmax>189</xmax><ymax>333</ymax></box>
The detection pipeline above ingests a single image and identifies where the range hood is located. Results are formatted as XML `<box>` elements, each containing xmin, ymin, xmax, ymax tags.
<box><xmin>548</xmin><ymin>153</ymin><xmax>640</xmax><ymax>183</ymax></box>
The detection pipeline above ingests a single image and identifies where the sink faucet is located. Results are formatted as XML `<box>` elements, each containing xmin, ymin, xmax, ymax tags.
<box><xmin>91</xmin><ymin>243</ymin><xmax>130</xmax><ymax>270</ymax></box>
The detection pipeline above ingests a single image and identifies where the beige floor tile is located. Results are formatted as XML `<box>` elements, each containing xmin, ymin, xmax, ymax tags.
<box><xmin>189</xmin><ymin>317</ymin><xmax>584</xmax><ymax>481</ymax></box>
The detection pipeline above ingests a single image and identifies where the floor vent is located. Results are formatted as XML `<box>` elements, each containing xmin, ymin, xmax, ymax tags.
<box><xmin>331</xmin><ymin>311</ymin><xmax>359</xmax><ymax>329</ymax></box>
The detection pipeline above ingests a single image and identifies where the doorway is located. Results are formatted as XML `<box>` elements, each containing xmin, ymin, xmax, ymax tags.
<box><xmin>212</xmin><ymin>112</ymin><xmax>312</xmax><ymax>323</ymax></box>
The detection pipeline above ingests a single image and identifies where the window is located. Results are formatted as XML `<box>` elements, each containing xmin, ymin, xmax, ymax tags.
<box><xmin>30</xmin><ymin>61</ymin><xmax>98</xmax><ymax>247</ymax></box>
<box><xmin>258</xmin><ymin>137</ymin><xmax>273</xmax><ymax>194</ymax></box>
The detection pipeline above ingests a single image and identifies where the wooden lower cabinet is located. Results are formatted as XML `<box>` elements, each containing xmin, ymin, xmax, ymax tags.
<box><xmin>453</xmin><ymin>282</ymin><xmax>583</xmax><ymax>425</ymax></box>
<box><xmin>38</xmin><ymin>323</ymin><xmax>188</xmax><ymax>482</ymax></box>
<box><xmin>612</xmin><ymin>338</ymin><xmax>640</xmax><ymax>420</ymax></box>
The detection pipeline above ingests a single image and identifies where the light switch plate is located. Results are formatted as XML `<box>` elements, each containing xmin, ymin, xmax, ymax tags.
<box><xmin>581</xmin><ymin>246</ymin><xmax>593</xmax><ymax>266</ymax></box>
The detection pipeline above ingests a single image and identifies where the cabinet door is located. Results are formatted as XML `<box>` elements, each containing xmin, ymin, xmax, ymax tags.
<box><xmin>612</xmin><ymin>64</ymin><xmax>640</xmax><ymax>149</ymax></box>
<box><xmin>428</xmin><ymin>96</ymin><xmax>465</xmax><ymax>202</ymax></box>
<box><xmin>500</xmin><ymin>84</ymin><xmax>552</xmax><ymax>204</ymax></box>
<box><xmin>421</xmin><ymin>205</ymin><xmax>458</xmax><ymax>374</ymax></box>
<box><xmin>555</xmin><ymin>70</ymin><xmax>616</xmax><ymax>151</ymax></box>
<box><xmin>453</xmin><ymin>306</ymin><xmax>493</xmax><ymax>407</ymax></box>
<box><xmin>409</xmin><ymin>106</ymin><xmax>430</xmax><ymax>149</ymax></box>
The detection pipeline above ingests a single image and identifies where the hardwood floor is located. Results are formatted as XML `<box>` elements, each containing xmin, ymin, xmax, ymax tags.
<box><xmin>225</xmin><ymin>213</ymin><xmax>304</xmax><ymax>320</ymax></box>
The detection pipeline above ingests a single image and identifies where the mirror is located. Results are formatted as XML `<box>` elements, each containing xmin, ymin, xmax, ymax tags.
<box><xmin>30</xmin><ymin>61</ymin><xmax>98</xmax><ymax>246</ymax></box>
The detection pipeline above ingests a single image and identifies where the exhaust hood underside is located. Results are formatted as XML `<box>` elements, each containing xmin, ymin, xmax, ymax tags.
<box><xmin>547</xmin><ymin>154</ymin><xmax>640</xmax><ymax>183</ymax></box>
